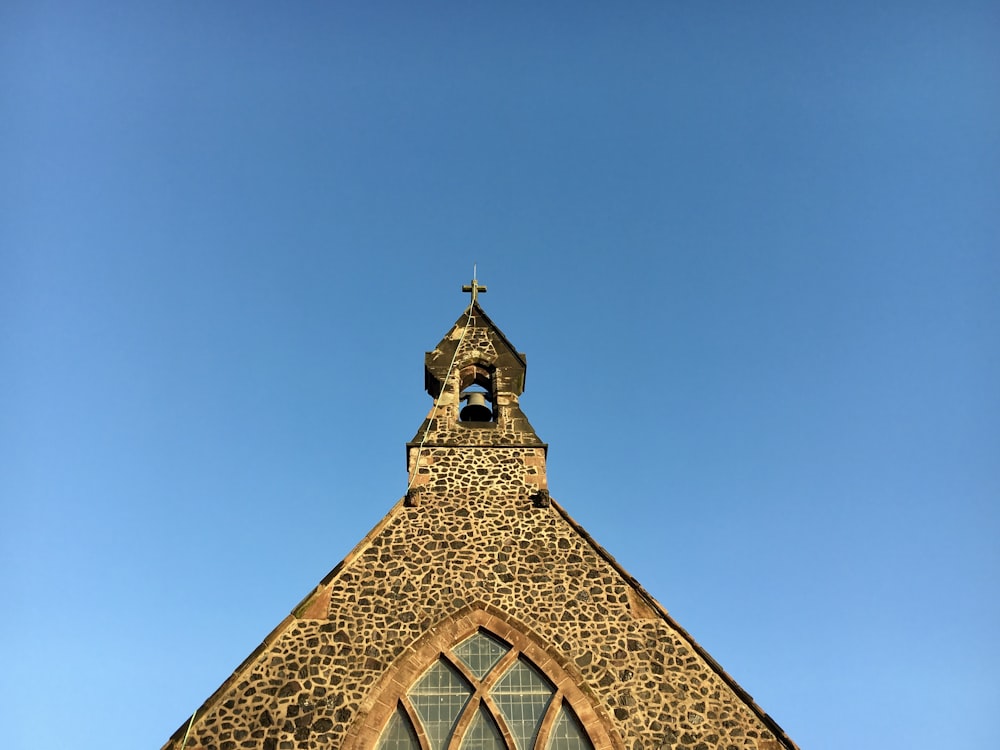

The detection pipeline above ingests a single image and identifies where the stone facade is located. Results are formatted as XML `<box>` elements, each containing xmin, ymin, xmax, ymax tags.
<box><xmin>163</xmin><ymin>301</ymin><xmax>797</xmax><ymax>750</ymax></box>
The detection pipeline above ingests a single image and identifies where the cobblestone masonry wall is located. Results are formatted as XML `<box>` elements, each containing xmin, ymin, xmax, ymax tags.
<box><xmin>164</xmin><ymin>445</ymin><xmax>794</xmax><ymax>750</ymax></box>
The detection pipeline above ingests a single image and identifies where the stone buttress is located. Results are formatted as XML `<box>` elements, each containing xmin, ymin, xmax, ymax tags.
<box><xmin>162</xmin><ymin>299</ymin><xmax>798</xmax><ymax>750</ymax></box>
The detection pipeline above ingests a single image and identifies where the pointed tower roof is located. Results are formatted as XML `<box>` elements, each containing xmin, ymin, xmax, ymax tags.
<box><xmin>408</xmin><ymin>298</ymin><xmax>545</xmax><ymax>453</ymax></box>
<box><xmin>162</xmin><ymin>279</ymin><xmax>798</xmax><ymax>750</ymax></box>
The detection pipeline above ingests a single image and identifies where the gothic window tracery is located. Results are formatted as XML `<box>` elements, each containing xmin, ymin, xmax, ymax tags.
<box><xmin>375</xmin><ymin>631</ymin><xmax>594</xmax><ymax>750</ymax></box>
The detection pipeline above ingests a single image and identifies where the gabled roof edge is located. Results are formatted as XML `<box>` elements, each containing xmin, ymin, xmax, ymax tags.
<box><xmin>549</xmin><ymin>499</ymin><xmax>800</xmax><ymax>750</ymax></box>
<box><xmin>161</xmin><ymin>497</ymin><xmax>411</xmax><ymax>750</ymax></box>
<box><xmin>450</xmin><ymin>301</ymin><xmax>527</xmax><ymax>373</ymax></box>
<box><xmin>164</xmin><ymin>493</ymin><xmax>798</xmax><ymax>750</ymax></box>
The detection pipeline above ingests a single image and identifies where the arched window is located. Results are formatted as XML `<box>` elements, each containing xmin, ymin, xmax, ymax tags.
<box><xmin>376</xmin><ymin>631</ymin><xmax>594</xmax><ymax>750</ymax></box>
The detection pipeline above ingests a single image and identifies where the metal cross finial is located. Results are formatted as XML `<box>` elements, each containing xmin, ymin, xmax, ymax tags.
<box><xmin>462</xmin><ymin>266</ymin><xmax>487</xmax><ymax>305</ymax></box>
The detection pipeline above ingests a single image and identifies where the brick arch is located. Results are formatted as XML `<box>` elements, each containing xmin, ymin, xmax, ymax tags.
<box><xmin>343</xmin><ymin>605</ymin><xmax>623</xmax><ymax>750</ymax></box>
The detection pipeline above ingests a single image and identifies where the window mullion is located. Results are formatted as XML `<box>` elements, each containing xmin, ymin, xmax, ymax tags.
<box><xmin>479</xmin><ymin>692</ymin><xmax>519</xmax><ymax>750</ymax></box>
<box><xmin>531</xmin><ymin>692</ymin><xmax>563</xmax><ymax>750</ymax></box>
<box><xmin>400</xmin><ymin>696</ymin><xmax>433</xmax><ymax>750</ymax></box>
<box><xmin>479</xmin><ymin>649</ymin><xmax>519</xmax><ymax>693</ymax></box>
<box><xmin>449</xmin><ymin>657</ymin><xmax>481</xmax><ymax>688</ymax></box>
<box><xmin>444</xmin><ymin>646</ymin><xmax>489</xmax><ymax>750</ymax></box>
<box><xmin>444</xmin><ymin>692</ymin><xmax>483</xmax><ymax>750</ymax></box>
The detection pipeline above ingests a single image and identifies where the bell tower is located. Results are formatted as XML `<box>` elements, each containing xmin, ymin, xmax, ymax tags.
<box><xmin>406</xmin><ymin>276</ymin><xmax>548</xmax><ymax>503</ymax></box>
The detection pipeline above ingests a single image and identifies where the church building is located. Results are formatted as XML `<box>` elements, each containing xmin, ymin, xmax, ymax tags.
<box><xmin>163</xmin><ymin>279</ymin><xmax>797</xmax><ymax>750</ymax></box>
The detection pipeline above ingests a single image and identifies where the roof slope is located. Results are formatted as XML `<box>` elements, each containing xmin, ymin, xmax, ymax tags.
<box><xmin>165</xmin><ymin>478</ymin><xmax>797</xmax><ymax>750</ymax></box>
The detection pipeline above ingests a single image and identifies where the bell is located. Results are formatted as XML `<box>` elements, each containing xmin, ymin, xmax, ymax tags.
<box><xmin>460</xmin><ymin>392</ymin><xmax>493</xmax><ymax>422</ymax></box>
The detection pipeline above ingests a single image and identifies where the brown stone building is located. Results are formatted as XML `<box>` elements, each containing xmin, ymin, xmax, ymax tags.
<box><xmin>163</xmin><ymin>285</ymin><xmax>798</xmax><ymax>750</ymax></box>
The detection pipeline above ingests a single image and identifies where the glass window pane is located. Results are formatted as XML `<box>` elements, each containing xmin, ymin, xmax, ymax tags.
<box><xmin>453</xmin><ymin>631</ymin><xmax>510</xmax><ymax>679</ymax></box>
<box><xmin>378</xmin><ymin>706</ymin><xmax>420</xmax><ymax>750</ymax></box>
<box><xmin>409</xmin><ymin>660</ymin><xmax>473</xmax><ymax>750</ymax></box>
<box><xmin>491</xmin><ymin>659</ymin><xmax>554</xmax><ymax>750</ymax></box>
<box><xmin>459</xmin><ymin>704</ymin><xmax>506</xmax><ymax>750</ymax></box>
<box><xmin>545</xmin><ymin>705</ymin><xmax>594</xmax><ymax>750</ymax></box>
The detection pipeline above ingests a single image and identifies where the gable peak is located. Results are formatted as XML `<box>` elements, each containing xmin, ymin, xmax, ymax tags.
<box><xmin>408</xmin><ymin>283</ymin><xmax>545</xmax><ymax>457</ymax></box>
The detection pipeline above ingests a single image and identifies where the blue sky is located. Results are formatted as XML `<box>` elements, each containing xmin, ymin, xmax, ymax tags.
<box><xmin>2</xmin><ymin>3</ymin><xmax>998</xmax><ymax>749</ymax></box>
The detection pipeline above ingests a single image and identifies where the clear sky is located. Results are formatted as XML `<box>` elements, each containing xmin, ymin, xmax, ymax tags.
<box><xmin>2</xmin><ymin>3</ymin><xmax>998</xmax><ymax>749</ymax></box>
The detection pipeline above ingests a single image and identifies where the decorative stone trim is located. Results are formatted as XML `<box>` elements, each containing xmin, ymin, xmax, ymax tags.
<box><xmin>343</xmin><ymin>606</ymin><xmax>624</xmax><ymax>750</ymax></box>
